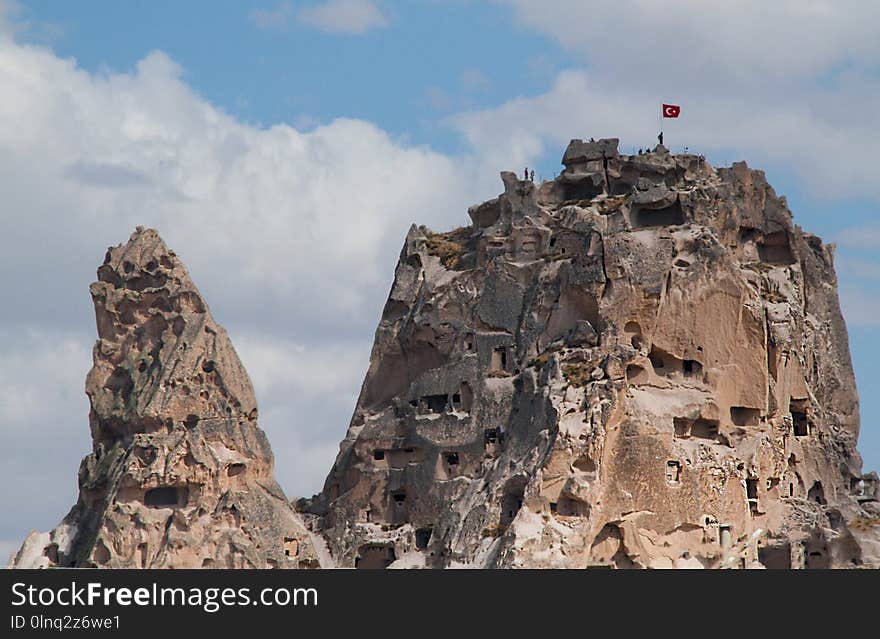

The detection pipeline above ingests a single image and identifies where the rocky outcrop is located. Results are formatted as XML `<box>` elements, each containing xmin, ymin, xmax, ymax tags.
<box><xmin>9</xmin><ymin>139</ymin><xmax>878</xmax><ymax>570</ymax></box>
<box><xmin>10</xmin><ymin>228</ymin><xmax>322</xmax><ymax>568</ymax></box>
<box><xmin>313</xmin><ymin>140</ymin><xmax>880</xmax><ymax>568</ymax></box>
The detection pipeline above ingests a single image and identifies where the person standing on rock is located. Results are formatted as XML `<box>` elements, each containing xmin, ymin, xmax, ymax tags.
<box><xmin>530</xmin><ymin>169</ymin><xmax>535</xmax><ymax>182</ymax></box>
<box><xmin>658</xmin><ymin>131</ymin><xmax>664</xmax><ymax>146</ymax></box>
<box><xmin>524</xmin><ymin>167</ymin><xmax>529</xmax><ymax>180</ymax></box>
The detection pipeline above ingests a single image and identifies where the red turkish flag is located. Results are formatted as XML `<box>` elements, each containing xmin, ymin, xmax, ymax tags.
<box><xmin>662</xmin><ymin>103</ymin><xmax>681</xmax><ymax>118</ymax></box>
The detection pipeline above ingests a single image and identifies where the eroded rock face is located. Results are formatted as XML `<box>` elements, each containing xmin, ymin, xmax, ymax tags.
<box><xmin>314</xmin><ymin>140</ymin><xmax>880</xmax><ymax>569</ymax></box>
<box><xmin>11</xmin><ymin>228</ymin><xmax>321</xmax><ymax>568</ymax></box>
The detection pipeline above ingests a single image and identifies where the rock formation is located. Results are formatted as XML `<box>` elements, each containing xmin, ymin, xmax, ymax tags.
<box><xmin>9</xmin><ymin>139</ymin><xmax>879</xmax><ymax>570</ymax></box>
<box><xmin>11</xmin><ymin>228</ymin><xmax>322</xmax><ymax>568</ymax></box>
<box><xmin>313</xmin><ymin>139</ymin><xmax>880</xmax><ymax>568</ymax></box>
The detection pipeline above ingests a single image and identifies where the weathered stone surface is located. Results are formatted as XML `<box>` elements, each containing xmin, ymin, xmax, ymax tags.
<box><xmin>9</xmin><ymin>139</ymin><xmax>878</xmax><ymax>570</ymax></box>
<box><xmin>10</xmin><ymin>228</ymin><xmax>323</xmax><ymax>569</ymax></box>
<box><xmin>562</xmin><ymin>138</ymin><xmax>620</xmax><ymax>166</ymax></box>
<box><xmin>313</xmin><ymin>140</ymin><xmax>879</xmax><ymax>569</ymax></box>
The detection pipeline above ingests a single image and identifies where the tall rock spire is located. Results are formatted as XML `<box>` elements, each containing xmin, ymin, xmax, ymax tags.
<box><xmin>12</xmin><ymin>228</ymin><xmax>321</xmax><ymax>568</ymax></box>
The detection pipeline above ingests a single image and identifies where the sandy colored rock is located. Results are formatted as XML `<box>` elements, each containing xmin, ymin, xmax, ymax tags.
<box><xmin>313</xmin><ymin>140</ymin><xmax>880</xmax><ymax>569</ymax></box>
<box><xmin>10</xmin><ymin>228</ymin><xmax>321</xmax><ymax>568</ymax></box>
<box><xmin>9</xmin><ymin>139</ymin><xmax>879</xmax><ymax>570</ymax></box>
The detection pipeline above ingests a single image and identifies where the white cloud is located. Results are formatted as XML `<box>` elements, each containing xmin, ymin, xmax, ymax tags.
<box><xmin>0</xmin><ymin>42</ymin><xmax>488</xmax><ymax>336</ymax></box>
<box><xmin>237</xmin><ymin>335</ymin><xmax>367</xmax><ymax>399</ymax></box>
<box><xmin>500</xmin><ymin>0</ymin><xmax>880</xmax><ymax>83</ymax></box>
<box><xmin>0</xmin><ymin>34</ymin><xmax>494</xmax><ymax>547</ymax></box>
<box><xmin>235</xmin><ymin>335</ymin><xmax>370</xmax><ymax>498</ymax></box>
<box><xmin>452</xmin><ymin>65</ymin><xmax>880</xmax><ymax>202</ymax></box>
<box><xmin>0</xmin><ymin>330</ymin><xmax>90</xmax><ymax>553</ymax></box>
<box><xmin>0</xmin><ymin>330</ymin><xmax>90</xmax><ymax>429</ymax></box>
<box><xmin>444</xmin><ymin>2</ymin><xmax>880</xmax><ymax>202</ymax></box>
<box><xmin>297</xmin><ymin>0</ymin><xmax>389</xmax><ymax>35</ymax></box>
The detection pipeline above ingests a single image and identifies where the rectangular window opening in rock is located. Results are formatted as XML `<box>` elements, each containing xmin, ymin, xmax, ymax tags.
<box><xmin>719</xmin><ymin>525</ymin><xmax>732</xmax><ymax>549</ymax></box>
<box><xmin>757</xmin><ymin>231</ymin><xmax>795</xmax><ymax>265</ymax></box>
<box><xmin>415</xmin><ymin>528</ymin><xmax>432</xmax><ymax>550</ymax></box>
<box><xmin>631</xmin><ymin>201</ymin><xmax>685</xmax><ymax>228</ymax></box>
<box><xmin>747</xmin><ymin>478</ymin><xmax>760</xmax><ymax>514</ymax></box>
<box><xmin>355</xmin><ymin>544</ymin><xmax>396</xmax><ymax>569</ymax></box>
<box><xmin>226</xmin><ymin>463</ymin><xmax>246</xmax><ymax>477</ymax></box>
<box><xmin>422</xmin><ymin>394</ymin><xmax>448</xmax><ymax>414</ymax></box>
<box><xmin>283</xmin><ymin>537</ymin><xmax>299</xmax><ymax>557</ymax></box>
<box><xmin>746</xmin><ymin>478</ymin><xmax>758</xmax><ymax>499</ymax></box>
<box><xmin>491</xmin><ymin>347</ymin><xmax>510</xmax><ymax>373</ymax></box>
<box><xmin>730</xmin><ymin>406</ymin><xmax>761</xmax><ymax>427</ymax></box>
<box><xmin>683</xmin><ymin>359</ymin><xmax>702</xmax><ymax>377</ymax></box>
<box><xmin>758</xmin><ymin>543</ymin><xmax>792</xmax><ymax>569</ymax></box>
<box><xmin>144</xmin><ymin>486</ymin><xmax>186</xmax><ymax>508</ymax></box>
<box><xmin>791</xmin><ymin>410</ymin><xmax>809</xmax><ymax>437</ymax></box>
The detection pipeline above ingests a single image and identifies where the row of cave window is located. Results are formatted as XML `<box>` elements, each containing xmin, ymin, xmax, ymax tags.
<box><xmin>357</xmin><ymin>533</ymin><xmax>831</xmax><ymax>570</ymax></box>
<box><xmin>629</xmin><ymin>345</ymin><xmax>807</xmax><ymax>395</ymax></box>
<box><xmin>355</xmin><ymin>526</ymin><xmax>435</xmax><ymax>568</ymax></box>
<box><xmin>701</xmin><ymin>519</ymin><xmax>831</xmax><ymax>569</ymax></box>
<box><xmin>666</xmin><ymin>462</ymin><xmax>835</xmax><ymax>512</ymax></box>
<box><xmin>355</xmin><ymin>482</ymin><xmax>529</xmax><ymax>569</ymax></box>
<box><xmin>672</xmin><ymin>408</ymin><xmax>811</xmax><ymax>441</ymax></box>
<box><xmin>410</xmin><ymin>382</ymin><xmax>474</xmax><ymax>416</ymax></box>
<box><xmin>409</xmin><ymin>384</ymin><xmax>812</xmax><ymax>439</ymax></box>
<box><xmin>357</xmin><ymin>472</ymin><xmax>868</xmax><ymax>568</ymax></box>
<box><xmin>407</xmin><ymin>348</ymin><xmax>516</xmax><ymax>417</ymax></box>
<box><xmin>355</xmin><ymin>532</ymin><xmax>819</xmax><ymax>570</ymax></box>
<box><xmin>370</xmin><ymin>428</ymin><xmax>504</xmax><ymax>468</ymax></box>
<box><xmin>758</xmin><ymin>540</ymin><xmax>830</xmax><ymax>570</ymax></box>
<box><xmin>356</xmin><ymin>494</ymin><xmax>822</xmax><ymax>571</ymax></box>
<box><xmin>366</xmin><ymin>456</ymin><xmax>873</xmax><ymax>532</ymax></box>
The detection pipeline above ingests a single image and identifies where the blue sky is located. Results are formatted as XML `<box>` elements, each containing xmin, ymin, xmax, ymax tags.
<box><xmin>1</xmin><ymin>0</ymin><xmax>878</xmax><ymax>558</ymax></box>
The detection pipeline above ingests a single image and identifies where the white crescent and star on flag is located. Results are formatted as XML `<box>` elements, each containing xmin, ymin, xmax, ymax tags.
<box><xmin>663</xmin><ymin>104</ymin><xmax>681</xmax><ymax>118</ymax></box>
